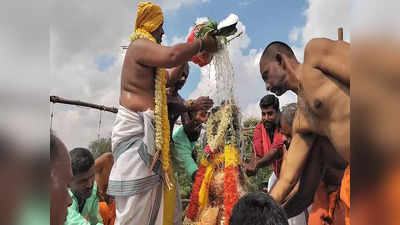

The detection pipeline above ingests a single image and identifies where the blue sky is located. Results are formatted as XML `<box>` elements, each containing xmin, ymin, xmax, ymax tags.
<box><xmin>163</xmin><ymin>0</ymin><xmax>307</xmax><ymax>99</ymax></box>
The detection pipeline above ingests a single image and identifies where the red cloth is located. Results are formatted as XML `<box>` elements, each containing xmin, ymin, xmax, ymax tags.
<box><xmin>187</xmin><ymin>24</ymin><xmax>213</xmax><ymax>67</ymax></box>
<box><xmin>253</xmin><ymin>122</ymin><xmax>283</xmax><ymax>177</ymax></box>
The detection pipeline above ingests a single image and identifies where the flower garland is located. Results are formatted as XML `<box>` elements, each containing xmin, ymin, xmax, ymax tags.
<box><xmin>129</xmin><ymin>28</ymin><xmax>175</xmax><ymax>225</ymax></box>
<box><xmin>186</xmin><ymin>145</ymin><xmax>240</xmax><ymax>222</ymax></box>
<box><xmin>130</xmin><ymin>28</ymin><xmax>172</xmax><ymax>183</ymax></box>
<box><xmin>224</xmin><ymin>145</ymin><xmax>240</xmax><ymax>224</ymax></box>
<box><xmin>186</xmin><ymin>158</ymin><xmax>208</xmax><ymax>220</ymax></box>
<box><xmin>187</xmin><ymin>104</ymin><xmax>241</xmax><ymax>224</ymax></box>
<box><xmin>206</xmin><ymin>104</ymin><xmax>233</xmax><ymax>151</ymax></box>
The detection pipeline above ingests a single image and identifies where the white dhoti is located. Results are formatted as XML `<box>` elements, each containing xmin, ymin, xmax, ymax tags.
<box><xmin>267</xmin><ymin>172</ymin><xmax>311</xmax><ymax>225</ymax></box>
<box><xmin>107</xmin><ymin>106</ymin><xmax>182</xmax><ymax>225</ymax></box>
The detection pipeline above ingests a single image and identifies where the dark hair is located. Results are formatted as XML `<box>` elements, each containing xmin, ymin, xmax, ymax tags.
<box><xmin>280</xmin><ymin>103</ymin><xmax>297</xmax><ymax>126</ymax></box>
<box><xmin>229</xmin><ymin>192</ymin><xmax>289</xmax><ymax>225</ymax></box>
<box><xmin>50</xmin><ymin>130</ymin><xmax>59</xmax><ymax>162</ymax></box>
<box><xmin>259</xmin><ymin>94</ymin><xmax>280</xmax><ymax>112</ymax></box>
<box><xmin>70</xmin><ymin>147</ymin><xmax>95</xmax><ymax>176</ymax></box>
<box><xmin>261</xmin><ymin>41</ymin><xmax>296</xmax><ymax>62</ymax></box>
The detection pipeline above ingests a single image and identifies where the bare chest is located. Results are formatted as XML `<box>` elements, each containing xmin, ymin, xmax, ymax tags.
<box><xmin>121</xmin><ymin>55</ymin><xmax>156</xmax><ymax>91</ymax></box>
<box><xmin>295</xmin><ymin>67</ymin><xmax>350</xmax><ymax>135</ymax></box>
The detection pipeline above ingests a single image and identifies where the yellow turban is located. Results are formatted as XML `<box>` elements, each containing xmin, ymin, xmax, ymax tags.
<box><xmin>135</xmin><ymin>2</ymin><xmax>163</xmax><ymax>33</ymax></box>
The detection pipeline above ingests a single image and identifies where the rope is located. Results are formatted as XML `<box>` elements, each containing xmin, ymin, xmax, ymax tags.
<box><xmin>98</xmin><ymin>110</ymin><xmax>102</xmax><ymax>140</ymax></box>
<box><xmin>50</xmin><ymin>103</ymin><xmax>55</xmax><ymax>130</ymax></box>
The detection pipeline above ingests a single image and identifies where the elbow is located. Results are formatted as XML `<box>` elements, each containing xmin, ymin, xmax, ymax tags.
<box><xmin>166</xmin><ymin>48</ymin><xmax>185</xmax><ymax>68</ymax></box>
<box><xmin>168</xmin><ymin>52</ymin><xmax>180</xmax><ymax>67</ymax></box>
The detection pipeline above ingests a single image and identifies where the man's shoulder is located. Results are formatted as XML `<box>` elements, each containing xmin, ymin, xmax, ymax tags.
<box><xmin>305</xmin><ymin>38</ymin><xmax>332</xmax><ymax>52</ymax></box>
<box><xmin>172</xmin><ymin>126</ymin><xmax>186</xmax><ymax>139</ymax></box>
<box><xmin>304</xmin><ymin>38</ymin><xmax>339</xmax><ymax>63</ymax></box>
<box><xmin>95</xmin><ymin>153</ymin><xmax>113</xmax><ymax>168</ymax></box>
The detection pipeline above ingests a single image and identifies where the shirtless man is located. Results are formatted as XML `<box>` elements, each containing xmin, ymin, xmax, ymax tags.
<box><xmin>107</xmin><ymin>2</ymin><xmax>217</xmax><ymax>225</ymax></box>
<box><xmin>258</xmin><ymin>40</ymin><xmax>350</xmax><ymax>207</ymax></box>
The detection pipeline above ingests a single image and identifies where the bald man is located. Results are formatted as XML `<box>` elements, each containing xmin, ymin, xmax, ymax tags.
<box><xmin>258</xmin><ymin>39</ymin><xmax>350</xmax><ymax>222</ymax></box>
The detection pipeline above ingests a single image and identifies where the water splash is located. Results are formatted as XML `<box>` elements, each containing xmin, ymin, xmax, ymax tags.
<box><xmin>209</xmin><ymin>45</ymin><xmax>236</xmax><ymax>105</ymax></box>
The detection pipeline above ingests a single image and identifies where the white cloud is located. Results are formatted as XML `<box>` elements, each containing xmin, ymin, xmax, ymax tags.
<box><xmin>171</xmin><ymin>36</ymin><xmax>187</xmax><ymax>45</ymax></box>
<box><xmin>242</xmin><ymin>102</ymin><xmax>261</xmax><ymax>120</ymax></box>
<box><xmin>289</xmin><ymin>0</ymin><xmax>350</xmax><ymax>63</ymax></box>
<box><xmin>351</xmin><ymin>0</ymin><xmax>400</xmax><ymax>38</ymax></box>
<box><xmin>289</xmin><ymin>26</ymin><xmax>301</xmax><ymax>43</ymax></box>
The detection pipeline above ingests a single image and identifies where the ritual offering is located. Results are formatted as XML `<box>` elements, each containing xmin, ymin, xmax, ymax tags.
<box><xmin>187</xmin><ymin>14</ymin><xmax>241</xmax><ymax>67</ymax></box>
<box><xmin>184</xmin><ymin>101</ymin><xmax>249</xmax><ymax>225</ymax></box>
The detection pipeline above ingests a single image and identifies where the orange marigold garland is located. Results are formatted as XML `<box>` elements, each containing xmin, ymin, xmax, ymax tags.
<box><xmin>224</xmin><ymin>165</ymin><xmax>239</xmax><ymax>224</ymax></box>
<box><xmin>186</xmin><ymin>157</ymin><xmax>207</xmax><ymax>220</ymax></box>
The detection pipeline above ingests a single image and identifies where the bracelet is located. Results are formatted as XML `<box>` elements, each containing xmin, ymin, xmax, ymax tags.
<box><xmin>186</xmin><ymin>100</ymin><xmax>194</xmax><ymax>111</ymax></box>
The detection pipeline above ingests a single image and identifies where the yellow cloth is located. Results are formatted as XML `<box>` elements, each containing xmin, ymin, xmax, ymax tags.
<box><xmin>135</xmin><ymin>1</ymin><xmax>163</xmax><ymax>33</ymax></box>
<box><xmin>224</xmin><ymin>145</ymin><xmax>240</xmax><ymax>167</ymax></box>
<box><xmin>198</xmin><ymin>165</ymin><xmax>214</xmax><ymax>212</ymax></box>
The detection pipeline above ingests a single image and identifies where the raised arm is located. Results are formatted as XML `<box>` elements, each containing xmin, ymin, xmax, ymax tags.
<box><xmin>305</xmin><ymin>38</ymin><xmax>350</xmax><ymax>86</ymax></box>
<box><xmin>132</xmin><ymin>34</ymin><xmax>217</xmax><ymax>68</ymax></box>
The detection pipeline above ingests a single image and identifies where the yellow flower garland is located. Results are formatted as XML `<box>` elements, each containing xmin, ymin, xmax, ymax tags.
<box><xmin>206</xmin><ymin>104</ymin><xmax>233</xmax><ymax>151</ymax></box>
<box><xmin>130</xmin><ymin>28</ymin><xmax>172</xmax><ymax>177</ymax></box>
<box><xmin>224</xmin><ymin>145</ymin><xmax>240</xmax><ymax>167</ymax></box>
<box><xmin>129</xmin><ymin>28</ymin><xmax>176</xmax><ymax>225</ymax></box>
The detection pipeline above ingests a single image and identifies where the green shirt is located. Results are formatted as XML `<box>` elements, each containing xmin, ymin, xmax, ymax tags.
<box><xmin>172</xmin><ymin>126</ymin><xmax>198</xmax><ymax>177</ymax></box>
<box><xmin>17</xmin><ymin>193</ymin><xmax>48</xmax><ymax>225</ymax></box>
<box><xmin>65</xmin><ymin>182</ymin><xmax>103</xmax><ymax>225</ymax></box>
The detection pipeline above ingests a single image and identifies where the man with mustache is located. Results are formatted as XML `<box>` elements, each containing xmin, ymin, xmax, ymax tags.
<box><xmin>259</xmin><ymin>40</ymin><xmax>350</xmax><ymax>225</ymax></box>
<box><xmin>167</xmin><ymin>62</ymin><xmax>213</xmax><ymax>182</ymax></box>
<box><xmin>65</xmin><ymin>148</ymin><xmax>103</xmax><ymax>225</ymax></box>
<box><xmin>107</xmin><ymin>2</ymin><xmax>217</xmax><ymax>224</ymax></box>
<box><xmin>167</xmin><ymin>62</ymin><xmax>213</xmax><ymax>138</ymax></box>
<box><xmin>245</xmin><ymin>94</ymin><xmax>284</xmax><ymax>181</ymax></box>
